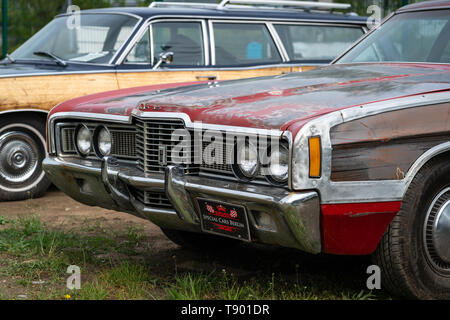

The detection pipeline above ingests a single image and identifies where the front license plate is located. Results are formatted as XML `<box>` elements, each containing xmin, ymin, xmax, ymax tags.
<box><xmin>197</xmin><ymin>199</ymin><xmax>250</xmax><ymax>242</ymax></box>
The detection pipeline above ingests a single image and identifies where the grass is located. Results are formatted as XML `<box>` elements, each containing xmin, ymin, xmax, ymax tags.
<box><xmin>0</xmin><ymin>214</ymin><xmax>389</xmax><ymax>300</ymax></box>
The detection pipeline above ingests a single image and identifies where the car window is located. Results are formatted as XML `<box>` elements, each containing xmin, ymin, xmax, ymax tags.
<box><xmin>152</xmin><ymin>21</ymin><xmax>205</xmax><ymax>67</ymax></box>
<box><xmin>212</xmin><ymin>23</ymin><xmax>282</xmax><ymax>66</ymax></box>
<box><xmin>124</xmin><ymin>29</ymin><xmax>151</xmax><ymax>64</ymax></box>
<box><xmin>442</xmin><ymin>41</ymin><xmax>450</xmax><ymax>63</ymax></box>
<box><xmin>114</xmin><ymin>26</ymin><xmax>135</xmax><ymax>51</ymax></box>
<box><xmin>274</xmin><ymin>24</ymin><xmax>364</xmax><ymax>62</ymax></box>
<box><xmin>338</xmin><ymin>10</ymin><xmax>450</xmax><ymax>63</ymax></box>
<box><xmin>11</xmin><ymin>14</ymin><xmax>139</xmax><ymax>64</ymax></box>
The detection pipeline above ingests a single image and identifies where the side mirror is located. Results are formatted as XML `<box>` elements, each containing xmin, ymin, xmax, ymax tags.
<box><xmin>153</xmin><ymin>52</ymin><xmax>174</xmax><ymax>70</ymax></box>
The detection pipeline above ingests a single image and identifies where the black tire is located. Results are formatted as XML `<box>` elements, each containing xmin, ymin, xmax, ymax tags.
<box><xmin>161</xmin><ymin>228</ymin><xmax>241</xmax><ymax>251</ymax></box>
<box><xmin>373</xmin><ymin>155</ymin><xmax>450</xmax><ymax>299</ymax></box>
<box><xmin>0</xmin><ymin>116</ymin><xmax>51</xmax><ymax>201</ymax></box>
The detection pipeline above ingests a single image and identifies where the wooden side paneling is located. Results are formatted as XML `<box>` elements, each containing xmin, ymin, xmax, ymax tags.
<box><xmin>330</xmin><ymin>103</ymin><xmax>450</xmax><ymax>181</ymax></box>
<box><xmin>116</xmin><ymin>66</ymin><xmax>305</xmax><ymax>89</ymax></box>
<box><xmin>0</xmin><ymin>73</ymin><xmax>119</xmax><ymax>112</ymax></box>
<box><xmin>0</xmin><ymin>66</ymin><xmax>309</xmax><ymax>113</ymax></box>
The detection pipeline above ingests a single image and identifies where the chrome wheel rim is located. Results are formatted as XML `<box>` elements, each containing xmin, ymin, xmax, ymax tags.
<box><xmin>423</xmin><ymin>187</ymin><xmax>450</xmax><ymax>273</ymax></box>
<box><xmin>0</xmin><ymin>131</ymin><xmax>39</xmax><ymax>188</ymax></box>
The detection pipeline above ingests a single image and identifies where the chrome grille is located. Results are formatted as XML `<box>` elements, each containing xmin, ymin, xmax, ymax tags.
<box><xmin>111</xmin><ymin>130</ymin><xmax>136</xmax><ymax>158</ymax></box>
<box><xmin>201</xmin><ymin>140</ymin><xmax>233</xmax><ymax>174</ymax></box>
<box><xmin>135</xmin><ymin>118</ymin><xmax>199</xmax><ymax>175</ymax></box>
<box><xmin>131</xmin><ymin>188</ymin><xmax>173</xmax><ymax>209</ymax></box>
<box><xmin>62</xmin><ymin>127</ymin><xmax>75</xmax><ymax>153</ymax></box>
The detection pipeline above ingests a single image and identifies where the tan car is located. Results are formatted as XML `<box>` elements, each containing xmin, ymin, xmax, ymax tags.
<box><xmin>0</xmin><ymin>1</ymin><xmax>367</xmax><ymax>200</ymax></box>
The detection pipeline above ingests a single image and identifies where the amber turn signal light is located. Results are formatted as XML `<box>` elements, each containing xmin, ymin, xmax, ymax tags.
<box><xmin>309</xmin><ymin>137</ymin><xmax>321</xmax><ymax>178</ymax></box>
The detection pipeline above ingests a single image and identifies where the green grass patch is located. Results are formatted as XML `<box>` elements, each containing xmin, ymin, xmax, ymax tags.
<box><xmin>164</xmin><ymin>269</ymin><xmax>378</xmax><ymax>300</ymax></box>
<box><xmin>0</xmin><ymin>215</ymin><xmax>388</xmax><ymax>300</ymax></box>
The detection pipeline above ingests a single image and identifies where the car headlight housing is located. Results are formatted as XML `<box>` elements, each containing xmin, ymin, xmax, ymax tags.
<box><xmin>234</xmin><ymin>140</ymin><xmax>259</xmax><ymax>179</ymax></box>
<box><xmin>75</xmin><ymin>124</ymin><xmax>92</xmax><ymax>156</ymax></box>
<box><xmin>94</xmin><ymin>126</ymin><xmax>112</xmax><ymax>157</ymax></box>
<box><xmin>267</xmin><ymin>144</ymin><xmax>289</xmax><ymax>184</ymax></box>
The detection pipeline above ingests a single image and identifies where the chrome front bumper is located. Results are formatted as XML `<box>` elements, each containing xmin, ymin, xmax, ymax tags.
<box><xmin>43</xmin><ymin>156</ymin><xmax>322</xmax><ymax>254</ymax></box>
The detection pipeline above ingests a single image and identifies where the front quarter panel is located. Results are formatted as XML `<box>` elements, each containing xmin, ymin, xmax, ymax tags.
<box><xmin>291</xmin><ymin>90</ymin><xmax>450</xmax><ymax>254</ymax></box>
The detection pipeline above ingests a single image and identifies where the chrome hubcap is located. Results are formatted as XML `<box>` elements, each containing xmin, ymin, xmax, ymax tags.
<box><xmin>424</xmin><ymin>187</ymin><xmax>450</xmax><ymax>272</ymax></box>
<box><xmin>0</xmin><ymin>131</ymin><xmax>39</xmax><ymax>185</ymax></box>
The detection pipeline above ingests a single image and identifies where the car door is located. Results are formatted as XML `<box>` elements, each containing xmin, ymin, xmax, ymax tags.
<box><xmin>115</xmin><ymin>19</ymin><xmax>214</xmax><ymax>88</ymax></box>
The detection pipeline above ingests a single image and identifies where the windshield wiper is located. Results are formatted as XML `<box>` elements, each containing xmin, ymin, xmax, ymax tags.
<box><xmin>33</xmin><ymin>51</ymin><xmax>67</xmax><ymax>67</ymax></box>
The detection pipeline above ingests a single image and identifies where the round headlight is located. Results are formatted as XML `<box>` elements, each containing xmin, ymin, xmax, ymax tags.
<box><xmin>268</xmin><ymin>144</ymin><xmax>289</xmax><ymax>183</ymax></box>
<box><xmin>75</xmin><ymin>125</ymin><xmax>91</xmax><ymax>156</ymax></box>
<box><xmin>97</xmin><ymin>127</ymin><xmax>112</xmax><ymax>156</ymax></box>
<box><xmin>235</xmin><ymin>141</ymin><xmax>259</xmax><ymax>179</ymax></box>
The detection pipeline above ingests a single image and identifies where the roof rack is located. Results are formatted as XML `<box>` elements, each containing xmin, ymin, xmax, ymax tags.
<box><xmin>149</xmin><ymin>2</ymin><xmax>218</xmax><ymax>9</ymax></box>
<box><xmin>149</xmin><ymin>0</ymin><xmax>352</xmax><ymax>11</ymax></box>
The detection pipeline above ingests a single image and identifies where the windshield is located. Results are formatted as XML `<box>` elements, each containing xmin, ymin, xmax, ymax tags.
<box><xmin>337</xmin><ymin>10</ymin><xmax>450</xmax><ymax>64</ymax></box>
<box><xmin>10</xmin><ymin>14</ymin><xmax>139</xmax><ymax>64</ymax></box>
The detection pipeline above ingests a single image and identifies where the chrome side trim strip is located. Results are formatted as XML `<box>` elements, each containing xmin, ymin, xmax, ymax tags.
<box><xmin>114</xmin><ymin>62</ymin><xmax>319</xmax><ymax>73</ymax></box>
<box><xmin>0</xmin><ymin>69</ymin><xmax>117</xmax><ymax>79</ymax></box>
<box><xmin>0</xmin><ymin>109</ymin><xmax>48</xmax><ymax>115</ymax></box>
<box><xmin>266</xmin><ymin>22</ymin><xmax>289</xmax><ymax>62</ymax></box>
<box><xmin>208</xmin><ymin>20</ymin><xmax>216</xmax><ymax>66</ymax></box>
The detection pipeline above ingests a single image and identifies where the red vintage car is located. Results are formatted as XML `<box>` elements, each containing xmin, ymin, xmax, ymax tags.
<box><xmin>43</xmin><ymin>1</ymin><xmax>450</xmax><ymax>299</ymax></box>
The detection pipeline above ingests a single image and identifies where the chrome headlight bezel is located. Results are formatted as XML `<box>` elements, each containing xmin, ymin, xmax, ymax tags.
<box><xmin>232</xmin><ymin>140</ymin><xmax>260</xmax><ymax>180</ymax></box>
<box><xmin>93</xmin><ymin>126</ymin><xmax>112</xmax><ymax>157</ymax></box>
<box><xmin>264</xmin><ymin>143</ymin><xmax>290</xmax><ymax>185</ymax></box>
<box><xmin>74</xmin><ymin>124</ymin><xmax>92</xmax><ymax>157</ymax></box>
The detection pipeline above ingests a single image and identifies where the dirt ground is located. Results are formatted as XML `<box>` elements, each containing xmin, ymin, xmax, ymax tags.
<box><xmin>0</xmin><ymin>187</ymin><xmax>161</xmax><ymax>234</ymax></box>
<box><xmin>0</xmin><ymin>187</ymin><xmax>183</xmax><ymax>269</ymax></box>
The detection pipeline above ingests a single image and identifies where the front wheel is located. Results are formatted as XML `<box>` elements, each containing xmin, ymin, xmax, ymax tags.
<box><xmin>373</xmin><ymin>156</ymin><xmax>450</xmax><ymax>299</ymax></box>
<box><xmin>0</xmin><ymin>118</ymin><xmax>51</xmax><ymax>201</ymax></box>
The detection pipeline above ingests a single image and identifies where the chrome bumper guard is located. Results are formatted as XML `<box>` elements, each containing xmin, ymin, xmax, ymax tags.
<box><xmin>43</xmin><ymin>156</ymin><xmax>322</xmax><ymax>254</ymax></box>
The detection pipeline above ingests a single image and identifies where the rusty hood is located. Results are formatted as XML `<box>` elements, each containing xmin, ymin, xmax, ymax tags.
<box><xmin>56</xmin><ymin>63</ymin><xmax>450</xmax><ymax>131</ymax></box>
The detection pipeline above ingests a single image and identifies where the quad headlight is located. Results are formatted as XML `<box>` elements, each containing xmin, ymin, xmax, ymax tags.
<box><xmin>94</xmin><ymin>126</ymin><xmax>112</xmax><ymax>157</ymax></box>
<box><xmin>75</xmin><ymin>124</ymin><xmax>92</xmax><ymax>156</ymax></box>
<box><xmin>267</xmin><ymin>144</ymin><xmax>289</xmax><ymax>184</ymax></box>
<box><xmin>232</xmin><ymin>139</ymin><xmax>289</xmax><ymax>185</ymax></box>
<box><xmin>234</xmin><ymin>140</ymin><xmax>260</xmax><ymax>179</ymax></box>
